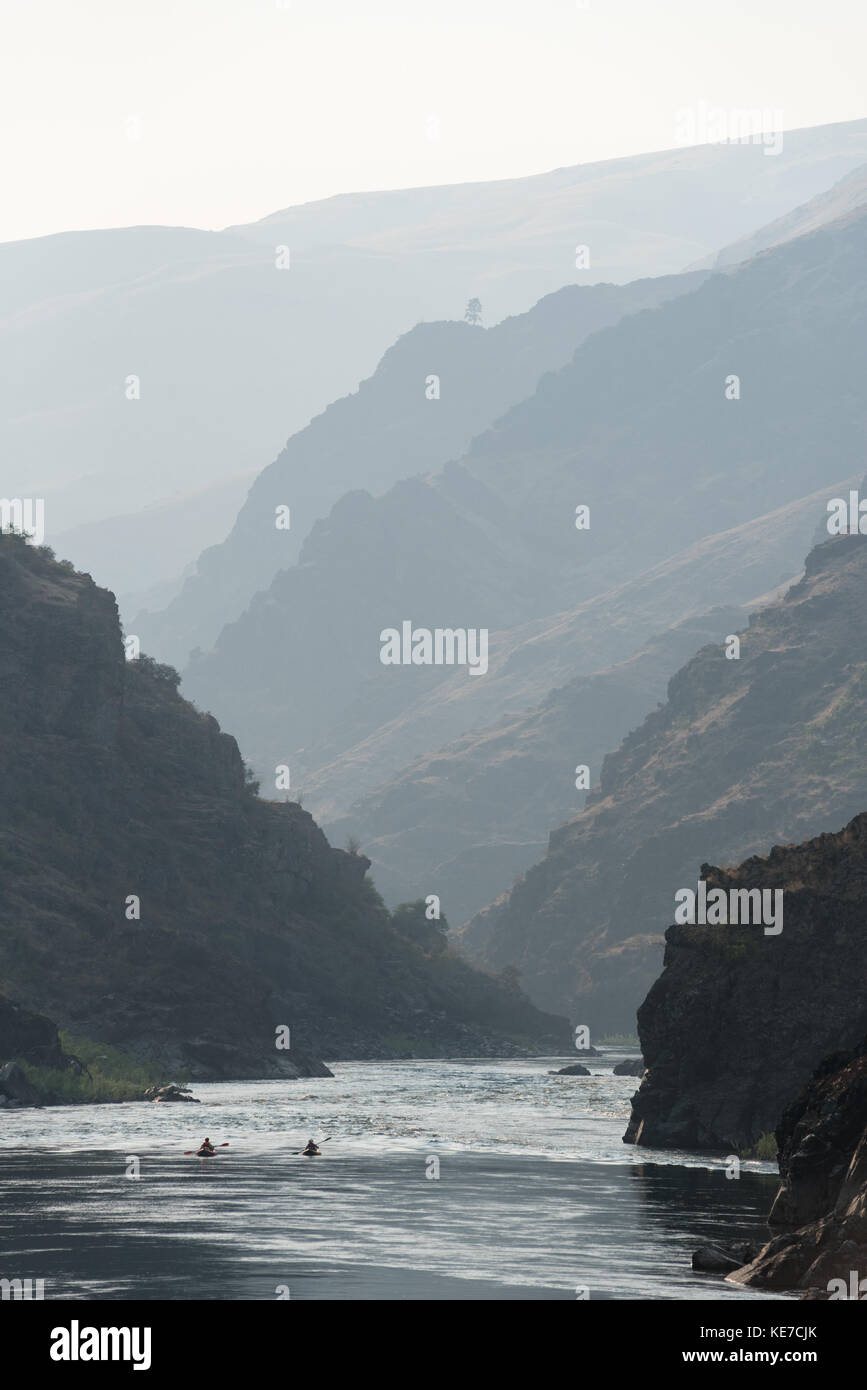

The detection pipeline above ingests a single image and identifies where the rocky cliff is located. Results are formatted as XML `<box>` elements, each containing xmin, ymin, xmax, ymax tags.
<box><xmin>0</xmin><ymin>535</ymin><xmax>569</xmax><ymax>1078</ymax></box>
<box><xmin>624</xmin><ymin>809</ymin><xmax>867</xmax><ymax>1151</ymax></box>
<box><xmin>727</xmin><ymin>1036</ymin><xmax>867</xmax><ymax>1295</ymax></box>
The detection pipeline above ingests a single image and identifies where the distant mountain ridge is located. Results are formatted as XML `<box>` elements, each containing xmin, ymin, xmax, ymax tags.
<box><xmin>6</xmin><ymin>118</ymin><xmax>867</xmax><ymax>593</ymax></box>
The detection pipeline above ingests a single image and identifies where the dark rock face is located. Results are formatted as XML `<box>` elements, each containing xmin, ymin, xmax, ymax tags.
<box><xmin>0</xmin><ymin>537</ymin><xmax>569</xmax><ymax>1080</ymax></box>
<box><xmin>550</xmin><ymin>1063</ymin><xmax>591</xmax><ymax>1076</ymax></box>
<box><xmin>0</xmin><ymin>1061</ymin><xmax>41</xmax><ymax>1107</ymax></box>
<box><xmin>728</xmin><ymin>1038</ymin><xmax>867</xmax><ymax>1295</ymax></box>
<box><xmin>624</xmin><ymin>811</ymin><xmax>867</xmax><ymax>1152</ymax></box>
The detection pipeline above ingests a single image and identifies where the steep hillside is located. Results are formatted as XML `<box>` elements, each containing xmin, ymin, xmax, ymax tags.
<box><xmin>135</xmin><ymin>272</ymin><xmax>700</xmax><ymax>664</ymax></box>
<box><xmin>318</xmin><ymin>484</ymin><xmax>843</xmax><ymax>924</ymax></box>
<box><xmin>461</xmin><ymin>535</ymin><xmax>867</xmax><ymax>1031</ymax></box>
<box><xmin>308</xmin><ymin>482</ymin><xmax>840</xmax><ymax>821</ymax></box>
<box><xmin>324</xmin><ymin>607</ymin><xmax>744</xmax><ymax>924</ymax></box>
<box><xmin>0</xmin><ymin>536</ymin><xmax>569</xmax><ymax>1078</ymax></box>
<box><xmin>710</xmin><ymin>161</ymin><xmax>867</xmax><ymax>268</ymax></box>
<box><xmin>181</xmin><ymin>205</ymin><xmax>867</xmax><ymax>814</ymax></box>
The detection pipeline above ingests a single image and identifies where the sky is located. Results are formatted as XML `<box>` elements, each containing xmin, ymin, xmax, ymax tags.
<box><xmin>0</xmin><ymin>0</ymin><xmax>865</xmax><ymax>243</ymax></box>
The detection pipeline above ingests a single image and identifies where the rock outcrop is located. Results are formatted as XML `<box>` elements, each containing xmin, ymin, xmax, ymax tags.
<box><xmin>143</xmin><ymin>1084</ymin><xmax>201</xmax><ymax>1103</ymax></box>
<box><xmin>727</xmin><ymin>1037</ymin><xmax>867</xmax><ymax>1295</ymax></box>
<box><xmin>624</xmin><ymin>809</ymin><xmax>867</xmax><ymax>1152</ymax></box>
<box><xmin>0</xmin><ymin>1061</ymin><xmax>42</xmax><ymax>1107</ymax></box>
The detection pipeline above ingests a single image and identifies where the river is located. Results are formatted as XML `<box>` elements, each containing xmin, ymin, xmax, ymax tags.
<box><xmin>0</xmin><ymin>1052</ymin><xmax>784</xmax><ymax>1300</ymax></box>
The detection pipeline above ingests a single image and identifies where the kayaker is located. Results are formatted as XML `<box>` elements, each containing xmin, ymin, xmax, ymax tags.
<box><xmin>302</xmin><ymin>1139</ymin><xmax>320</xmax><ymax>1156</ymax></box>
<box><xmin>198</xmin><ymin>1137</ymin><xmax>215</xmax><ymax>1155</ymax></box>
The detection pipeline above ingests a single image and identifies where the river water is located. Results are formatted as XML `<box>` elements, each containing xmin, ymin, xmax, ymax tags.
<box><xmin>0</xmin><ymin>1053</ymin><xmax>784</xmax><ymax>1300</ymax></box>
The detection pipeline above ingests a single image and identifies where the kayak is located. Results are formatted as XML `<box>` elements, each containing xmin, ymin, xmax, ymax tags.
<box><xmin>196</xmin><ymin>1149</ymin><xmax>216</xmax><ymax>1158</ymax></box>
<box><xmin>302</xmin><ymin>1150</ymin><xmax>321</xmax><ymax>1157</ymax></box>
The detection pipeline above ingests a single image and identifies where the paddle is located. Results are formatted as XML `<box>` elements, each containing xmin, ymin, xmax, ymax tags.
<box><xmin>293</xmin><ymin>1136</ymin><xmax>332</xmax><ymax>1154</ymax></box>
<box><xmin>184</xmin><ymin>1142</ymin><xmax>230</xmax><ymax>1155</ymax></box>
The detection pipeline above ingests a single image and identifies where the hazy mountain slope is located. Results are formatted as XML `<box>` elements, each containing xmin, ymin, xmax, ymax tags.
<box><xmin>325</xmin><ymin>607</ymin><xmax>745</xmax><ymax>924</ymax></box>
<box><xmin>0</xmin><ymin>535</ymin><xmax>568</xmax><ymax>1076</ymax></box>
<box><xmin>54</xmin><ymin>469</ymin><xmax>258</xmax><ymax>601</ymax></box>
<box><xmin>5</xmin><ymin>119</ymin><xmax>867</xmax><ymax>584</ymax></box>
<box><xmin>134</xmin><ymin>272</ymin><xmax>700</xmax><ymax>664</ymax></box>
<box><xmin>310</xmin><ymin>479</ymin><xmax>842</xmax><ymax>824</ymax></box>
<box><xmin>312</xmin><ymin>478</ymin><xmax>844</xmax><ymax>922</ymax></box>
<box><xmin>311</xmin><ymin>481</ymin><xmax>841</xmax><ymax>851</ymax></box>
<box><xmin>709</xmin><ymin>162</ymin><xmax>867</xmax><ymax>269</ymax></box>
<box><xmin>181</xmin><ymin>206</ymin><xmax>867</xmax><ymax>804</ymax></box>
<box><xmin>460</xmin><ymin>535</ymin><xmax>867</xmax><ymax>1033</ymax></box>
<box><xmin>624</xmin><ymin>810</ymin><xmax>867</xmax><ymax>1153</ymax></box>
<box><xmin>236</xmin><ymin>120</ymin><xmax>867</xmax><ymax>307</ymax></box>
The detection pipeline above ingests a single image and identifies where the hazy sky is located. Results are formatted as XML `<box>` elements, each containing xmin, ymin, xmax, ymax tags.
<box><xmin>1</xmin><ymin>0</ymin><xmax>865</xmax><ymax>243</ymax></box>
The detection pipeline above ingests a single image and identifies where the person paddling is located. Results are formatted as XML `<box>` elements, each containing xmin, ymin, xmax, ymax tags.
<box><xmin>302</xmin><ymin>1138</ymin><xmax>321</xmax><ymax>1156</ymax></box>
<box><xmin>198</xmin><ymin>1137</ymin><xmax>216</xmax><ymax>1156</ymax></box>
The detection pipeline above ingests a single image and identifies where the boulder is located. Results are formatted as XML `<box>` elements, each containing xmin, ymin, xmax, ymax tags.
<box><xmin>613</xmin><ymin>1058</ymin><xmax>645</xmax><ymax>1076</ymax></box>
<box><xmin>143</xmin><ymin>1083</ymin><xmax>199</xmax><ymax>1103</ymax></box>
<box><xmin>0</xmin><ymin>1061</ymin><xmax>41</xmax><ymax>1106</ymax></box>
<box><xmin>550</xmin><ymin>1063</ymin><xmax>591</xmax><ymax>1076</ymax></box>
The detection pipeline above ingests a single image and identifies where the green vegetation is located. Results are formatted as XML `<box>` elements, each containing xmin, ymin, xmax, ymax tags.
<box><xmin>741</xmin><ymin>1131</ymin><xmax>778</xmax><ymax>1160</ymax></box>
<box><xmin>242</xmin><ymin>761</ymin><xmax>261</xmax><ymax>795</ymax></box>
<box><xmin>19</xmin><ymin>1033</ymin><xmax>177</xmax><ymax>1105</ymax></box>
<box><xmin>137</xmin><ymin>653</ymin><xmax>182</xmax><ymax>689</ymax></box>
<box><xmin>391</xmin><ymin>899</ymin><xmax>448</xmax><ymax>956</ymax></box>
